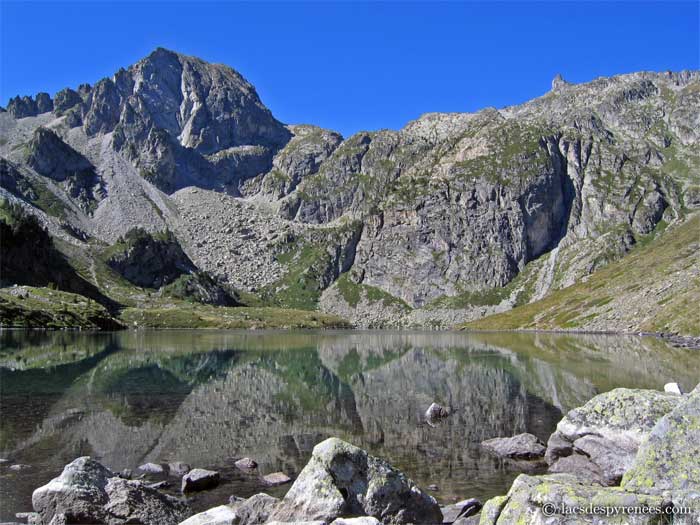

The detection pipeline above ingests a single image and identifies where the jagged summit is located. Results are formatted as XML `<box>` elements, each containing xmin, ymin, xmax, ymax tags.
<box><xmin>551</xmin><ymin>73</ymin><xmax>569</xmax><ymax>90</ymax></box>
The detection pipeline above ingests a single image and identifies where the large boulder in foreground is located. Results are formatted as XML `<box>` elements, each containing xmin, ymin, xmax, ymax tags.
<box><xmin>269</xmin><ymin>437</ymin><xmax>442</xmax><ymax>524</ymax></box>
<box><xmin>545</xmin><ymin>388</ymin><xmax>681</xmax><ymax>485</ymax></box>
<box><xmin>622</xmin><ymin>384</ymin><xmax>700</xmax><ymax>497</ymax></box>
<box><xmin>479</xmin><ymin>473</ymin><xmax>672</xmax><ymax>525</ymax></box>
<box><xmin>32</xmin><ymin>456</ymin><xmax>189</xmax><ymax>525</ymax></box>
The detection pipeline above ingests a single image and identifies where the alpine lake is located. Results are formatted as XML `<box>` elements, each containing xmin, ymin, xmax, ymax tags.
<box><xmin>1</xmin><ymin>329</ymin><xmax>699</xmax><ymax>520</ymax></box>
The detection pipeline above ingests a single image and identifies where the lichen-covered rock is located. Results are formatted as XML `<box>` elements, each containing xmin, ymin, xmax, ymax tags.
<box><xmin>229</xmin><ymin>493</ymin><xmax>280</xmax><ymax>524</ymax></box>
<box><xmin>270</xmin><ymin>437</ymin><xmax>442</xmax><ymax>524</ymax></box>
<box><xmin>481</xmin><ymin>433</ymin><xmax>546</xmax><ymax>460</ymax></box>
<box><xmin>479</xmin><ymin>473</ymin><xmax>672</xmax><ymax>525</ymax></box>
<box><xmin>545</xmin><ymin>388</ymin><xmax>681</xmax><ymax>485</ymax></box>
<box><xmin>103</xmin><ymin>478</ymin><xmax>189</xmax><ymax>524</ymax></box>
<box><xmin>32</xmin><ymin>457</ymin><xmax>189</xmax><ymax>525</ymax></box>
<box><xmin>32</xmin><ymin>456</ymin><xmax>112</xmax><ymax>524</ymax></box>
<box><xmin>622</xmin><ymin>384</ymin><xmax>700</xmax><ymax>494</ymax></box>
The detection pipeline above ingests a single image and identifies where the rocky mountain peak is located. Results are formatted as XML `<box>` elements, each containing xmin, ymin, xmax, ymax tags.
<box><xmin>551</xmin><ymin>73</ymin><xmax>569</xmax><ymax>90</ymax></box>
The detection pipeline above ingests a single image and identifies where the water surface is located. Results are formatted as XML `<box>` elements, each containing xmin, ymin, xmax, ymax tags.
<box><xmin>1</xmin><ymin>330</ymin><xmax>698</xmax><ymax>519</ymax></box>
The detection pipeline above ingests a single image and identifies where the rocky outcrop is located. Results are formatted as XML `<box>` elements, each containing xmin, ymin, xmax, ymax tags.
<box><xmin>25</xmin><ymin>127</ymin><xmax>103</xmax><ymax>212</ymax></box>
<box><xmin>269</xmin><ymin>437</ymin><xmax>442</xmax><ymax>524</ymax></box>
<box><xmin>32</xmin><ymin>456</ymin><xmax>189</xmax><ymax>525</ymax></box>
<box><xmin>544</xmin><ymin>388</ymin><xmax>681</xmax><ymax>485</ymax></box>
<box><xmin>107</xmin><ymin>228</ymin><xmax>196</xmax><ymax>288</ymax></box>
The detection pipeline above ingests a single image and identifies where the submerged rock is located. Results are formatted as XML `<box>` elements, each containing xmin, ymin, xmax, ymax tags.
<box><xmin>425</xmin><ymin>403</ymin><xmax>449</xmax><ymax>426</ymax></box>
<box><xmin>481</xmin><ymin>433</ymin><xmax>546</xmax><ymax>460</ymax></box>
<box><xmin>181</xmin><ymin>468</ymin><xmax>220</xmax><ymax>492</ymax></box>
<box><xmin>545</xmin><ymin>388</ymin><xmax>680</xmax><ymax>485</ymax></box>
<box><xmin>169</xmin><ymin>462</ymin><xmax>191</xmax><ymax>476</ymax></box>
<box><xmin>269</xmin><ymin>437</ymin><xmax>442</xmax><ymax>524</ymax></box>
<box><xmin>262</xmin><ymin>472</ymin><xmax>291</xmax><ymax>486</ymax></box>
<box><xmin>32</xmin><ymin>456</ymin><xmax>189</xmax><ymax>525</ymax></box>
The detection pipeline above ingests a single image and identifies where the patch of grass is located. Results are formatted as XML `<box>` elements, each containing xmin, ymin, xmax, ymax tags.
<box><xmin>119</xmin><ymin>304</ymin><xmax>351</xmax><ymax>329</ymax></box>
<box><xmin>0</xmin><ymin>286</ymin><xmax>121</xmax><ymax>329</ymax></box>
<box><xmin>335</xmin><ymin>272</ymin><xmax>411</xmax><ymax>310</ymax></box>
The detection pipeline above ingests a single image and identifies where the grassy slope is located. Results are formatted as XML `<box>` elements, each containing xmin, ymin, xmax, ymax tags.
<box><xmin>0</xmin><ymin>287</ymin><xmax>121</xmax><ymax>329</ymax></box>
<box><xmin>119</xmin><ymin>304</ymin><xmax>351</xmax><ymax>329</ymax></box>
<box><xmin>462</xmin><ymin>213</ymin><xmax>700</xmax><ymax>336</ymax></box>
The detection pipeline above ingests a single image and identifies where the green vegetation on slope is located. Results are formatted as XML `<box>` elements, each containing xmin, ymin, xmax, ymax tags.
<box><xmin>335</xmin><ymin>272</ymin><xmax>411</xmax><ymax>310</ymax></box>
<box><xmin>462</xmin><ymin>213</ymin><xmax>700</xmax><ymax>336</ymax></box>
<box><xmin>0</xmin><ymin>286</ymin><xmax>122</xmax><ymax>330</ymax></box>
<box><xmin>119</xmin><ymin>303</ymin><xmax>351</xmax><ymax>329</ymax></box>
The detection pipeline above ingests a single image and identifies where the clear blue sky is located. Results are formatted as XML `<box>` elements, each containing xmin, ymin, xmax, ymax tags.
<box><xmin>1</xmin><ymin>1</ymin><xmax>698</xmax><ymax>137</ymax></box>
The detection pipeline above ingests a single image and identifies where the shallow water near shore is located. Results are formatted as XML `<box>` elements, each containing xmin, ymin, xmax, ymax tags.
<box><xmin>1</xmin><ymin>329</ymin><xmax>698</xmax><ymax>520</ymax></box>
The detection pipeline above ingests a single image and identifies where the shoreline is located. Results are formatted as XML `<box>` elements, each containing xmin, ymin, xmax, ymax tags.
<box><xmin>2</xmin><ymin>324</ymin><xmax>699</xmax><ymax>349</ymax></box>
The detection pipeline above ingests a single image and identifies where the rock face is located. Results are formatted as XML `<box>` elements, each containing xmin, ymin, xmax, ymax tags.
<box><xmin>544</xmin><ymin>388</ymin><xmax>681</xmax><ymax>485</ymax></box>
<box><xmin>481</xmin><ymin>433</ymin><xmax>546</xmax><ymax>460</ymax></box>
<box><xmin>32</xmin><ymin>456</ymin><xmax>189</xmax><ymax>525</ymax></box>
<box><xmin>2</xmin><ymin>48</ymin><xmax>699</xmax><ymax>330</ymax></box>
<box><xmin>107</xmin><ymin>228</ymin><xmax>196</xmax><ymax>288</ymax></box>
<box><xmin>270</xmin><ymin>437</ymin><xmax>442</xmax><ymax>524</ymax></box>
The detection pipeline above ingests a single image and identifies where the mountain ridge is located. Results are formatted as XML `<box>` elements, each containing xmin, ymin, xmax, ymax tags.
<box><xmin>1</xmin><ymin>49</ymin><xmax>698</xmax><ymax>332</ymax></box>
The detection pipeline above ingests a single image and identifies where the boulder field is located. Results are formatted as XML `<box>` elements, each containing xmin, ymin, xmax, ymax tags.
<box><xmin>21</xmin><ymin>384</ymin><xmax>700</xmax><ymax>525</ymax></box>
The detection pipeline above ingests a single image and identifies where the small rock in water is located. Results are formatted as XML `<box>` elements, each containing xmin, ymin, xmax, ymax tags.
<box><xmin>425</xmin><ymin>402</ymin><xmax>449</xmax><ymax>425</ymax></box>
<box><xmin>664</xmin><ymin>382</ymin><xmax>683</xmax><ymax>395</ymax></box>
<box><xmin>181</xmin><ymin>468</ymin><xmax>220</xmax><ymax>492</ymax></box>
<box><xmin>138</xmin><ymin>462</ymin><xmax>167</xmax><ymax>475</ymax></box>
<box><xmin>428</xmin><ymin>483</ymin><xmax>439</xmax><ymax>491</ymax></box>
<box><xmin>118</xmin><ymin>469</ymin><xmax>132</xmax><ymax>479</ymax></box>
<box><xmin>235</xmin><ymin>457</ymin><xmax>258</xmax><ymax>470</ymax></box>
<box><xmin>9</xmin><ymin>464</ymin><xmax>31</xmax><ymax>471</ymax></box>
<box><xmin>168</xmin><ymin>461</ymin><xmax>191</xmax><ymax>476</ymax></box>
<box><xmin>262</xmin><ymin>472</ymin><xmax>291</xmax><ymax>486</ymax></box>
<box><xmin>481</xmin><ymin>433</ymin><xmax>546</xmax><ymax>460</ymax></box>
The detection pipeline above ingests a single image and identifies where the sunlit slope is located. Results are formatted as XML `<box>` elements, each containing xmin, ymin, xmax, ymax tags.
<box><xmin>462</xmin><ymin>213</ymin><xmax>700</xmax><ymax>336</ymax></box>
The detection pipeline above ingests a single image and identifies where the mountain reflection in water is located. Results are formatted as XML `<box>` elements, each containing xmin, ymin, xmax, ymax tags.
<box><xmin>1</xmin><ymin>330</ymin><xmax>698</xmax><ymax>519</ymax></box>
